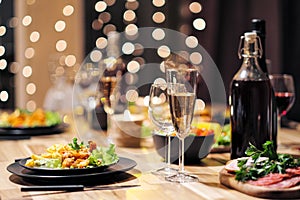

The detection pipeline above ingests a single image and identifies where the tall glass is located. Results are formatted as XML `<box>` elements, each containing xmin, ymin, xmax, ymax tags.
<box><xmin>98</xmin><ymin>75</ymin><xmax>121</xmax><ymax>143</ymax></box>
<box><xmin>269</xmin><ymin>74</ymin><xmax>295</xmax><ymax>132</ymax></box>
<box><xmin>165</xmin><ymin>64</ymin><xmax>199</xmax><ymax>183</ymax></box>
<box><xmin>148</xmin><ymin>82</ymin><xmax>177</xmax><ymax>176</ymax></box>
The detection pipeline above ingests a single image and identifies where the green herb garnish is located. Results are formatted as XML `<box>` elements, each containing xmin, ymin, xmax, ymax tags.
<box><xmin>68</xmin><ymin>138</ymin><xmax>84</xmax><ymax>150</ymax></box>
<box><xmin>235</xmin><ymin>141</ymin><xmax>300</xmax><ymax>182</ymax></box>
<box><xmin>88</xmin><ymin>143</ymin><xmax>119</xmax><ymax>167</ymax></box>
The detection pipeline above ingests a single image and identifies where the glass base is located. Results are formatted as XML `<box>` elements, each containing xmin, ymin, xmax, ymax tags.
<box><xmin>151</xmin><ymin>166</ymin><xmax>178</xmax><ymax>177</ymax></box>
<box><xmin>165</xmin><ymin>172</ymin><xmax>198</xmax><ymax>183</ymax></box>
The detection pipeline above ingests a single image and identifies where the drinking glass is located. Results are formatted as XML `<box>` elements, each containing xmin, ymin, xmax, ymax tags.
<box><xmin>76</xmin><ymin>66</ymin><xmax>101</xmax><ymax>125</ymax></box>
<box><xmin>148</xmin><ymin>82</ymin><xmax>177</xmax><ymax>176</ymax></box>
<box><xmin>165</xmin><ymin>63</ymin><xmax>199</xmax><ymax>183</ymax></box>
<box><xmin>269</xmin><ymin>74</ymin><xmax>295</xmax><ymax>131</ymax></box>
<box><xmin>98</xmin><ymin>74</ymin><xmax>121</xmax><ymax>143</ymax></box>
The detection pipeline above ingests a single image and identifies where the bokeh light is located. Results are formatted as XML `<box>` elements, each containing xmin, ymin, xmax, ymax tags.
<box><xmin>152</xmin><ymin>12</ymin><xmax>165</xmax><ymax>24</ymax></box>
<box><xmin>122</xmin><ymin>42</ymin><xmax>135</xmax><ymax>55</ymax></box>
<box><xmin>0</xmin><ymin>26</ymin><xmax>6</xmax><ymax>36</ymax></box>
<box><xmin>0</xmin><ymin>46</ymin><xmax>5</xmax><ymax>56</ymax></box>
<box><xmin>55</xmin><ymin>20</ymin><xmax>66</xmax><ymax>32</ymax></box>
<box><xmin>0</xmin><ymin>59</ymin><xmax>7</xmax><ymax>70</ymax></box>
<box><xmin>185</xmin><ymin>36</ymin><xmax>198</xmax><ymax>48</ymax></box>
<box><xmin>0</xmin><ymin>91</ymin><xmax>9</xmax><ymax>102</ymax></box>
<box><xmin>22</xmin><ymin>15</ymin><xmax>32</xmax><ymax>26</ymax></box>
<box><xmin>22</xmin><ymin>66</ymin><xmax>33</xmax><ymax>78</ymax></box>
<box><xmin>157</xmin><ymin>45</ymin><xmax>170</xmax><ymax>58</ymax></box>
<box><xmin>63</xmin><ymin>5</ymin><xmax>74</xmax><ymax>16</ymax></box>
<box><xmin>26</xmin><ymin>83</ymin><xmax>36</xmax><ymax>95</ymax></box>
<box><xmin>95</xmin><ymin>1</ymin><xmax>107</xmax><ymax>12</ymax></box>
<box><xmin>29</xmin><ymin>31</ymin><xmax>40</xmax><ymax>43</ymax></box>
<box><xmin>125</xmin><ymin>1</ymin><xmax>139</xmax><ymax>10</ymax></box>
<box><xmin>125</xmin><ymin>24</ymin><xmax>138</xmax><ymax>36</ymax></box>
<box><xmin>193</xmin><ymin>18</ymin><xmax>206</xmax><ymax>30</ymax></box>
<box><xmin>98</xmin><ymin>12</ymin><xmax>111</xmax><ymax>23</ymax></box>
<box><xmin>152</xmin><ymin>0</ymin><xmax>165</xmax><ymax>7</ymax></box>
<box><xmin>152</xmin><ymin>28</ymin><xmax>165</xmax><ymax>41</ymax></box>
<box><xmin>189</xmin><ymin>2</ymin><xmax>202</xmax><ymax>14</ymax></box>
<box><xmin>127</xmin><ymin>60</ymin><xmax>140</xmax><ymax>73</ymax></box>
<box><xmin>126</xmin><ymin>89</ymin><xmax>139</xmax><ymax>102</ymax></box>
<box><xmin>56</xmin><ymin>40</ymin><xmax>67</xmax><ymax>52</ymax></box>
<box><xmin>190</xmin><ymin>52</ymin><xmax>202</xmax><ymax>65</ymax></box>
<box><xmin>24</xmin><ymin>47</ymin><xmax>35</xmax><ymax>59</ymax></box>
<box><xmin>123</xmin><ymin>10</ymin><xmax>136</xmax><ymax>22</ymax></box>
<box><xmin>26</xmin><ymin>100</ymin><xmax>36</xmax><ymax>112</ymax></box>
<box><xmin>65</xmin><ymin>55</ymin><xmax>76</xmax><ymax>67</ymax></box>
<box><xmin>90</xmin><ymin>50</ymin><xmax>103</xmax><ymax>62</ymax></box>
<box><xmin>96</xmin><ymin>37</ymin><xmax>108</xmax><ymax>49</ymax></box>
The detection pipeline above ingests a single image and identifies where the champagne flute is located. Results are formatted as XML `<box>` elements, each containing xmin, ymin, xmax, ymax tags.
<box><xmin>269</xmin><ymin>74</ymin><xmax>295</xmax><ymax>131</ymax></box>
<box><xmin>148</xmin><ymin>81</ymin><xmax>177</xmax><ymax>176</ymax></box>
<box><xmin>165</xmin><ymin>65</ymin><xmax>199</xmax><ymax>183</ymax></box>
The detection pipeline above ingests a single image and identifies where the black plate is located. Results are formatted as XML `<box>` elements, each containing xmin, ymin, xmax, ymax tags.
<box><xmin>18</xmin><ymin>157</ymin><xmax>118</xmax><ymax>174</ymax></box>
<box><xmin>0</xmin><ymin>123</ymin><xmax>68</xmax><ymax>137</ymax></box>
<box><xmin>7</xmin><ymin>157</ymin><xmax>137</xmax><ymax>182</ymax></box>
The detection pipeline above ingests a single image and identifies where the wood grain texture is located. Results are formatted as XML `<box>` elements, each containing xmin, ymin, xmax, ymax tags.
<box><xmin>219</xmin><ymin>168</ymin><xmax>300</xmax><ymax>199</ymax></box>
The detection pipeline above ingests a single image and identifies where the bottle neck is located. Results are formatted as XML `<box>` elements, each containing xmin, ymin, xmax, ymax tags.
<box><xmin>235</xmin><ymin>34</ymin><xmax>267</xmax><ymax>80</ymax></box>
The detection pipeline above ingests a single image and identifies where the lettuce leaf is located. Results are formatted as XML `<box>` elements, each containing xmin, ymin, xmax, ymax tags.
<box><xmin>88</xmin><ymin>144</ymin><xmax>119</xmax><ymax>167</ymax></box>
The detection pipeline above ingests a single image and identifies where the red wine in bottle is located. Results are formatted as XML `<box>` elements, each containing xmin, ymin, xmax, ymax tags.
<box><xmin>230</xmin><ymin>32</ymin><xmax>275</xmax><ymax>159</ymax></box>
<box><xmin>231</xmin><ymin>79</ymin><xmax>273</xmax><ymax>159</ymax></box>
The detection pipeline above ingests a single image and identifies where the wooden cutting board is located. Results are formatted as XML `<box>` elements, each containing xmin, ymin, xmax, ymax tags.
<box><xmin>219</xmin><ymin>168</ymin><xmax>300</xmax><ymax>199</ymax></box>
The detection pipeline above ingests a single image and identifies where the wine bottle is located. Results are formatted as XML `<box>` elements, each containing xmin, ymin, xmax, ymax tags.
<box><xmin>251</xmin><ymin>19</ymin><xmax>268</xmax><ymax>73</ymax></box>
<box><xmin>251</xmin><ymin>19</ymin><xmax>278</xmax><ymax>152</ymax></box>
<box><xmin>229</xmin><ymin>32</ymin><xmax>275</xmax><ymax>159</ymax></box>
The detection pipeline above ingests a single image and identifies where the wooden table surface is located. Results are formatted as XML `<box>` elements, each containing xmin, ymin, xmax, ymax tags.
<box><xmin>0</xmin><ymin>118</ymin><xmax>299</xmax><ymax>200</ymax></box>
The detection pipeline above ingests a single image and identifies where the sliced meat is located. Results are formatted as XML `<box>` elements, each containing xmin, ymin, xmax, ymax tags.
<box><xmin>286</xmin><ymin>167</ymin><xmax>300</xmax><ymax>176</ymax></box>
<box><xmin>248</xmin><ymin>173</ymin><xmax>291</xmax><ymax>186</ymax></box>
<box><xmin>225</xmin><ymin>159</ymin><xmax>239</xmax><ymax>172</ymax></box>
<box><xmin>266</xmin><ymin>176</ymin><xmax>300</xmax><ymax>189</ymax></box>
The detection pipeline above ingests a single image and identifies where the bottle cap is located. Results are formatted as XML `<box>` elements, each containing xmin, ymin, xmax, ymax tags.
<box><xmin>251</xmin><ymin>19</ymin><xmax>266</xmax><ymax>35</ymax></box>
<box><xmin>244</xmin><ymin>32</ymin><xmax>257</xmax><ymax>42</ymax></box>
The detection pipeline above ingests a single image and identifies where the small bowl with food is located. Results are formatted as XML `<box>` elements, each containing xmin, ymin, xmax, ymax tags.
<box><xmin>152</xmin><ymin>122</ymin><xmax>218</xmax><ymax>164</ymax></box>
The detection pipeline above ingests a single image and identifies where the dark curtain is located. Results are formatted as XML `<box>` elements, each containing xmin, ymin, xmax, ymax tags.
<box><xmin>281</xmin><ymin>1</ymin><xmax>300</xmax><ymax>121</ymax></box>
<box><xmin>197</xmin><ymin>0</ymin><xmax>299</xmax><ymax>122</ymax></box>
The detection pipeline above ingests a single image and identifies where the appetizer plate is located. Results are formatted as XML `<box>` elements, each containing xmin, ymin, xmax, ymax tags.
<box><xmin>7</xmin><ymin>157</ymin><xmax>137</xmax><ymax>182</ymax></box>
<box><xmin>18</xmin><ymin>157</ymin><xmax>119</xmax><ymax>174</ymax></box>
<box><xmin>219</xmin><ymin>167</ymin><xmax>300</xmax><ymax>199</ymax></box>
<box><xmin>0</xmin><ymin>123</ymin><xmax>68</xmax><ymax>137</ymax></box>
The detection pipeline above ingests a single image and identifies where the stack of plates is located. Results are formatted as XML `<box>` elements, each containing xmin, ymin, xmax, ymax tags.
<box><xmin>7</xmin><ymin>157</ymin><xmax>137</xmax><ymax>184</ymax></box>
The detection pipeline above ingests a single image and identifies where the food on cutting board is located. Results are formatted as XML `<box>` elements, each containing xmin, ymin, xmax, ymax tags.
<box><xmin>224</xmin><ymin>141</ymin><xmax>300</xmax><ymax>189</ymax></box>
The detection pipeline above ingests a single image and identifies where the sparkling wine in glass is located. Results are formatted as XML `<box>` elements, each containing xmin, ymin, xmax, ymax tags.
<box><xmin>269</xmin><ymin>74</ymin><xmax>295</xmax><ymax>131</ymax></box>
<box><xmin>165</xmin><ymin>66</ymin><xmax>199</xmax><ymax>183</ymax></box>
<box><xmin>148</xmin><ymin>81</ymin><xmax>177</xmax><ymax>177</ymax></box>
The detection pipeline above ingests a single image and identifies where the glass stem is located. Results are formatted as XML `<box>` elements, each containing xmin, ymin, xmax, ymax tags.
<box><xmin>107</xmin><ymin>113</ymin><xmax>113</xmax><ymax>144</ymax></box>
<box><xmin>178</xmin><ymin>138</ymin><xmax>185</xmax><ymax>174</ymax></box>
<box><xmin>167</xmin><ymin>135</ymin><xmax>171</xmax><ymax>167</ymax></box>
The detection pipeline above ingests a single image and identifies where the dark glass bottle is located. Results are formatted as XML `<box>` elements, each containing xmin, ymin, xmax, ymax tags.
<box><xmin>230</xmin><ymin>32</ymin><xmax>275</xmax><ymax>159</ymax></box>
<box><xmin>251</xmin><ymin>19</ymin><xmax>278</xmax><ymax>151</ymax></box>
<box><xmin>251</xmin><ymin>19</ymin><xmax>268</xmax><ymax>74</ymax></box>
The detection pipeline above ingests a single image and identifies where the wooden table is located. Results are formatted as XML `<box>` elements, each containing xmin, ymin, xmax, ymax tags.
<box><xmin>0</xmin><ymin>120</ymin><xmax>299</xmax><ymax>200</ymax></box>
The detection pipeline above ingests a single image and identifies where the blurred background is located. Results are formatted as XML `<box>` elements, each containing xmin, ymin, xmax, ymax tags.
<box><xmin>0</xmin><ymin>0</ymin><xmax>299</xmax><ymax>122</ymax></box>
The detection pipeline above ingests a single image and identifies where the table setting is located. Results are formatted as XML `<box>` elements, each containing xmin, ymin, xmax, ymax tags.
<box><xmin>1</xmin><ymin>50</ymin><xmax>300</xmax><ymax>199</ymax></box>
